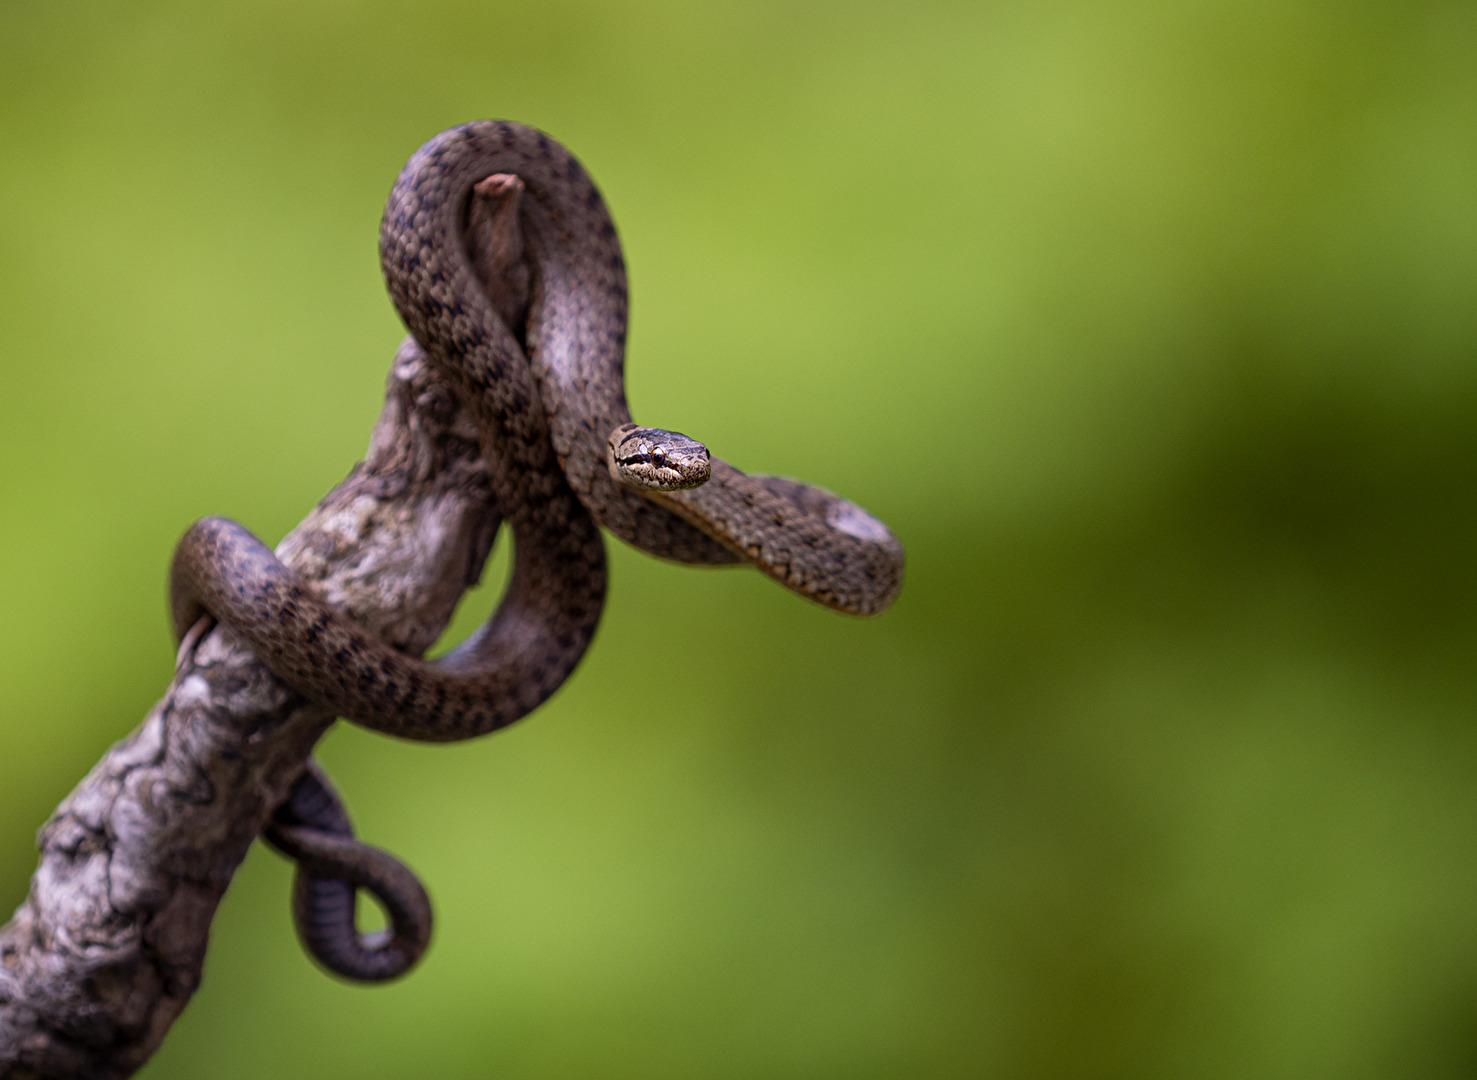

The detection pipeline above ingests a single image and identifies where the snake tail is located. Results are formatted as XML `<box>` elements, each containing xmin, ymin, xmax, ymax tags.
<box><xmin>263</xmin><ymin>764</ymin><xmax>432</xmax><ymax>983</ymax></box>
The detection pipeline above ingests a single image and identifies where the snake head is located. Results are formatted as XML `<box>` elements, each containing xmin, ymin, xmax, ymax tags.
<box><xmin>607</xmin><ymin>423</ymin><xmax>711</xmax><ymax>491</ymax></box>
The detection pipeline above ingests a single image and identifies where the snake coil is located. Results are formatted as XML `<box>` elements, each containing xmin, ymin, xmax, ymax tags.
<box><xmin>171</xmin><ymin>121</ymin><xmax>904</xmax><ymax>981</ymax></box>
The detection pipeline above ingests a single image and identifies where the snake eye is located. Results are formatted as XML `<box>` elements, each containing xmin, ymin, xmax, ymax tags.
<box><xmin>651</xmin><ymin>446</ymin><xmax>667</xmax><ymax>468</ymax></box>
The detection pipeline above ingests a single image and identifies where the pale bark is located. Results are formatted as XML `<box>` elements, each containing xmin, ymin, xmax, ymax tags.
<box><xmin>0</xmin><ymin>341</ymin><xmax>499</xmax><ymax>1079</ymax></box>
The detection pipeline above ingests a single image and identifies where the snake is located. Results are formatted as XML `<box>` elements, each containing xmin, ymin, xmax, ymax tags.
<box><xmin>169</xmin><ymin>120</ymin><xmax>905</xmax><ymax>981</ymax></box>
<box><xmin>261</xmin><ymin>764</ymin><xmax>432</xmax><ymax>982</ymax></box>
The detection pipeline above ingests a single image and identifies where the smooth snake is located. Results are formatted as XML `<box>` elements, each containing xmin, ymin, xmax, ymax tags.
<box><xmin>170</xmin><ymin>120</ymin><xmax>904</xmax><ymax>981</ymax></box>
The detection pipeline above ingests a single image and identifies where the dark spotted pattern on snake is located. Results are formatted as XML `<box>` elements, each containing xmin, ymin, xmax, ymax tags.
<box><xmin>423</xmin><ymin>124</ymin><xmax>906</xmax><ymax>614</ymax></box>
<box><xmin>168</xmin><ymin>119</ymin><xmax>906</xmax><ymax>981</ymax></box>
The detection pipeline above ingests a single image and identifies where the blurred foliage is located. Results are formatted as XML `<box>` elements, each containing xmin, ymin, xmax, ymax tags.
<box><xmin>2</xmin><ymin>0</ymin><xmax>1477</xmax><ymax>1076</ymax></box>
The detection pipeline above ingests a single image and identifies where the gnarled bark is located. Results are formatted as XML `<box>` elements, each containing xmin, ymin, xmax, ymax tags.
<box><xmin>0</xmin><ymin>340</ymin><xmax>500</xmax><ymax>1079</ymax></box>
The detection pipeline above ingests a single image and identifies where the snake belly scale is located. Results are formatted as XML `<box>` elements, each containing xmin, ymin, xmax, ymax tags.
<box><xmin>169</xmin><ymin>119</ymin><xmax>905</xmax><ymax>981</ymax></box>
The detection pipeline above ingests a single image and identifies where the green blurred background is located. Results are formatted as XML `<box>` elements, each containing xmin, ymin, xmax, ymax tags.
<box><xmin>3</xmin><ymin>0</ymin><xmax>1477</xmax><ymax>1076</ymax></box>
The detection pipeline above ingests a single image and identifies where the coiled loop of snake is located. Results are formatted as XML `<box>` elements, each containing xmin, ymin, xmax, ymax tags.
<box><xmin>409</xmin><ymin>121</ymin><xmax>905</xmax><ymax>614</ymax></box>
<box><xmin>261</xmin><ymin>764</ymin><xmax>431</xmax><ymax>982</ymax></box>
<box><xmin>169</xmin><ymin>119</ymin><xmax>905</xmax><ymax>982</ymax></box>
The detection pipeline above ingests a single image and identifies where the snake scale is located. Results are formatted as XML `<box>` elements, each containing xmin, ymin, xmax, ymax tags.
<box><xmin>170</xmin><ymin>121</ymin><xmax>904</xmax><ymax>981</ymax></box>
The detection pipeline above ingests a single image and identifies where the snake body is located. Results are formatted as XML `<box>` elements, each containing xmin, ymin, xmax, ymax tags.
<box><xmin>400</xmin><ymin>122</ymin><xmax>904</xmax><ymax>614</ymax></box>
<box><xmin>173</xmin><ymin>156</ymin><xmax>608</xmax><ymax>744</ymax></box>
<box><xmin>170</xmin><ymin>120</ymin><xmax>904</xmax><ymax>982</ymax></box>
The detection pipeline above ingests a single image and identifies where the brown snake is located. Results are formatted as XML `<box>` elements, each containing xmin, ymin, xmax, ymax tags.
<box><xmin>170</xmin><ymin>120</ymin><xmax>905</xmax><ymax>981</ymax></box>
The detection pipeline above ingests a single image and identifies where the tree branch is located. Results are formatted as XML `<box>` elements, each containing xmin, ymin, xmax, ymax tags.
<box><xmin>0</xmin><ymin>340</ymin><xmax>499</xmax><ymax>1079</ymax></box>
